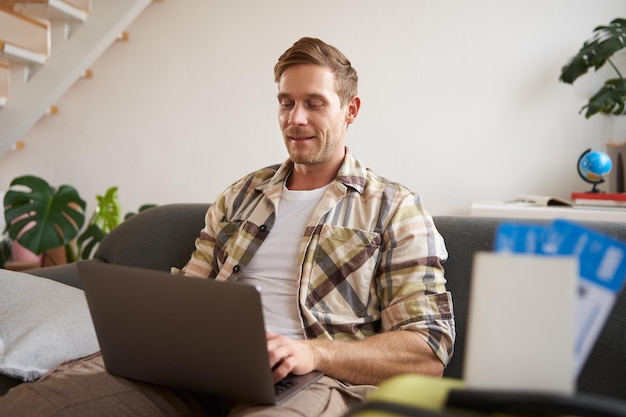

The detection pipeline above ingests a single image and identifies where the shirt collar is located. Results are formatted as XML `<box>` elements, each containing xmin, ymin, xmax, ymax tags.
<box><xmin>265</xmin><ymin>147</ymin><xmax>368</xmax><ymax>194</ymax></box>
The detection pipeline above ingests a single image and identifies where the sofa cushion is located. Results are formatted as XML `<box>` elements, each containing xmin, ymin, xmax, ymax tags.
<box><xmin>94</xmin><ymin>203</ymin><xmax>209</xmax><ymax>272</ymax></box>
<box><xmin>0</xmin><ymin>269</ymin><xmax>99</xmax><ymax>381</ymax></box>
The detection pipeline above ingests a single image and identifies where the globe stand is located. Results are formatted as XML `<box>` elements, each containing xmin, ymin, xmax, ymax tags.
<box><xmin>586</xmin><ymin>180</ymin><xmax>605</xmax><ymax>194</ymax></box>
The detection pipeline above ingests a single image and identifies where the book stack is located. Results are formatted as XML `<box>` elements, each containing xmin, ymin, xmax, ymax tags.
<box><xmin>571</xmin><ymin>192</ymin><xmax>626</xmax><ymax>208</ymax></box>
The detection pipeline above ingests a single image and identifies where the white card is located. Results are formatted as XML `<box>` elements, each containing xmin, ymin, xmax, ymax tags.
<box><xmin>463</xmin><ymin>252</ymin><xmax>578</xmax><ymax>394</ymax></box>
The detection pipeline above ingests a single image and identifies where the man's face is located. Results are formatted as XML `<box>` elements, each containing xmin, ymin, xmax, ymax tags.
<box><xmin>277</xmin><ymin>65</ymin><xmax>357</xmax><ymax>167</ymax></box>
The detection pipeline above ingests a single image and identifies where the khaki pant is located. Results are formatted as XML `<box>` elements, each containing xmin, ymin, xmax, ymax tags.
<box><xmin>0</xmin><ymin>353</ymin><xmax>375</xmax><ymax>417</ymax></box>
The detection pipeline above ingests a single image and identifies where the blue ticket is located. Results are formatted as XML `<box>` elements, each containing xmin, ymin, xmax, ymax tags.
<box><xmin>541</xmin><ymin>219</ymin><xmax>626</xmax><ymax>293</ymax></box>
<box><xmin>494</xmin><ymin>219</ymin><xmax>626</xmax><ymax>375</ymax></box>
<box><xmin>495</xmin><ymin>221</ymin><xmax>626</xmax><ymax>290</ymax></box>
<box><xmin>494</xmin><ymin>222</ymin><xmax>547</xmax><ymax>254</ymax></box>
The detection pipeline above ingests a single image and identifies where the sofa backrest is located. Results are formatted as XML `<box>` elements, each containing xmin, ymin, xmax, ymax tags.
<box><xmin>434</xmin><ymin>215</ymin><xmax>626</xmax><ymax>400</ymax></box>
<box><xmin>88</xmin><ymin>205</ymin><xmax>626</xmax><ymax>399</ymax></box>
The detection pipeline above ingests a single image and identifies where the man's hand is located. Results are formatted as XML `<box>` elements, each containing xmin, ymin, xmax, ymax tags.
<box><xmin>266</xmin><ymin>332</ymin><xmax>316</xmax><ymax>383</ymax></box>
<box><xmin>265</xmin><ymin>330</ymin><xmax>444</xmax><ymax>386</ymax></box>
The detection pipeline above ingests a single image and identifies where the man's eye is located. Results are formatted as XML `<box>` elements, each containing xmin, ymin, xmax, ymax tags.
<box><xmin>308</xmin><ymin>101</ymin><xmax>324</xmax><ymax>109</ymax></box>
<box><xmin>279</xmin><ymin>100</ymin><xmax>294</xmax><ymax>108</ymax></box>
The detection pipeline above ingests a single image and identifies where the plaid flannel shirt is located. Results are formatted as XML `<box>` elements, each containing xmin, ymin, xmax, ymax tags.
<box><xmin>177</xmin><ymin>149</ymin><xmax>455</xmax><ymax>365</ymax></box>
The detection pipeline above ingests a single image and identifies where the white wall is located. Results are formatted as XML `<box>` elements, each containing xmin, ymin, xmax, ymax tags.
<box><xmin>1</xmin><ymin>0</ymin><xmax>625</xmax><ymax>217</ymax></box>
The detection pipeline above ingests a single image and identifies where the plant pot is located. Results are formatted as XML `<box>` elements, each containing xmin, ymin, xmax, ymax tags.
<box><xmin>9</xmin><ymin>218</ymin><xmax>43</xmax><ymax>266</ymax></box>
<box><xmin>10</xmin><ymin>240</ymin><xmax>42</xmax><ymax>264</ymax></box>
<box><xmin>42</xmin><ymin>246</ymin><xmax>68</xmax><ymax>267</ymax></box>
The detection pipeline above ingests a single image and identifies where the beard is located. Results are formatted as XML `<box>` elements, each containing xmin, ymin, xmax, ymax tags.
<box><xmin>283</xmin><ymin>128</ymin><xmax>341</xmax><ymax>166</ymax></box>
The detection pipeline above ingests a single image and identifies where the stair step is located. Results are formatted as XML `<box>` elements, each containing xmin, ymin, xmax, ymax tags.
<box><xmin>12</xmin><ymin>0</ymin><xmax>91</xmax><ymax>22</ymax></box>
<box><xmin>0</xmin><ymin>8</ymin><xmax>50</xmax><ymax>64</ymax></box>
<box><xmin>1</xmin><ymin>41</ymin><xmax>47</xmax><ymax>64</ymax></box>
<box><xmin>0</xmin><ymin>61</ymin><xmax>8</xmax><ymax>106</ymax></box>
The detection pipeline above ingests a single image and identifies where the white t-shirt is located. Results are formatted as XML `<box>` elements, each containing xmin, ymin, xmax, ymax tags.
<box><xmin>238</xmin><ymin>182</ymin><xmax>329</xmax><ymax>339</ymax></box>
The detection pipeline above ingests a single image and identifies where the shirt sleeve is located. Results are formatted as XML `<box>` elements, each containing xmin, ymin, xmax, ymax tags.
<box><xmin>172</xmin><ymin>192</ymin><xmax>229</xmax><ymax>278</ymax></box>
<box><xmin>376</xmin><ymin>193</ymin><xmax>455</xmax><ymax>365</ymax></box>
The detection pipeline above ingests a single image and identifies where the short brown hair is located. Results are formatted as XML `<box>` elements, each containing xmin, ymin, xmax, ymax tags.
<box><xmin>274</xmin><ymin>37</ymin><xmax>358</xmax><ymax>106</ymax></box>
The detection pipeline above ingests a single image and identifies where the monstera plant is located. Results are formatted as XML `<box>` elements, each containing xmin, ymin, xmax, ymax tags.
<box><xmin>560</xmin><ymin>18</ymin><xmax>626</xmax><ymax>118</ymax></box>
<box><xmin>3</xmin><ymin>176</ymin><xmax>157</xmax><ymax>265</ymax></box>
<box><xmin>3</xmin><ymin>175</ymin><xmax>86</xmax><ymax>265</ymax></box>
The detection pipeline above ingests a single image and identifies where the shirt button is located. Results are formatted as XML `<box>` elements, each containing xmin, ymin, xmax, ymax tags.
<box><xmin>259</xmin><ymin>224</ymin><xmax>268</xmax><ymax>232</ymax></box>
<box><xmin>233</xmin><ymin>265</ymin><xmax>241</xmax><ymax>273</ymax></box>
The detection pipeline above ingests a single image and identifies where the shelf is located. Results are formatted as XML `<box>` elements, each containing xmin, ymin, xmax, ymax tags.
<box><xmin>471</xmin><ymin>200</ymin><xmax>626</xmax><ymax>222</ymax></box>
<box><xmin>3</xmin><ymin>259</ymin><xmax>39</xmax><ymax>271</ymax></box>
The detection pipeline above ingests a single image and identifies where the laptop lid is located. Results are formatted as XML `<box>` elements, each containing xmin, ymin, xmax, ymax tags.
<box><xmin>77</xmin><ymin>261</ymin><xmax>322</xmax><ymax>405</ymax></box>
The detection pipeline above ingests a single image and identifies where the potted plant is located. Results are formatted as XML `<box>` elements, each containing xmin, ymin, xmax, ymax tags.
<box><xmin>559</xmin><ymin>17</ymin><xmax>626</xmax><ymax>118</ymax></box>
<box><xmin>3</xmin><ymin>175</ymin><xmax>86</xmax><ymax>266</ymax></box>
<box><xmin>76</xmin><ymin>186</ymin><xmax>156</xmax><ymax>260</ymax></box>
<box><xmin>3</xmin><ymin>175</ymin><xmax>156</xmax><ymax>266</ymax></box>
<box><xmin>560</xmin><ymin>18</ymin><xmax>626</xmax><ymax>193</ymax></box>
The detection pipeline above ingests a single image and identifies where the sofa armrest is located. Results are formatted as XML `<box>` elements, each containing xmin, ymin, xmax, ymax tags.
<box><xmin>26</xmin><ymin>263</ymin><xmax>82</xmax><ymax>289</ymax></box>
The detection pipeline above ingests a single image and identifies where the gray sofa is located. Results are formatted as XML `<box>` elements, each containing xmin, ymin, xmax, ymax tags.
<box><xmin>1</xmin><ymin>203</ymin><xmax>625</xmax><ymax>402</ymax></box>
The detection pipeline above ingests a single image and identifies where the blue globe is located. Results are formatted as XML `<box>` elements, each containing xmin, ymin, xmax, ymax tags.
<box><xmin>578</xmin><ymin>150</ymin><xmax>613</xmax><ymax>183</ymax></box>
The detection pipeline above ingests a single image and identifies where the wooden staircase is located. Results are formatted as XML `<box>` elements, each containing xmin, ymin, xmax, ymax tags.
<box><xmin>0</xmin><ymin>0</ymin><xmax>152</xmax><ymax>157</ymax></box>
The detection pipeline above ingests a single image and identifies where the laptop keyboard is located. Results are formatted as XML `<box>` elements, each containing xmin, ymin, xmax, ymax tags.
<box><xmin>274</xmin><ymin>379</ymin><xmax>295</xmax><ymax>395</ymax></box>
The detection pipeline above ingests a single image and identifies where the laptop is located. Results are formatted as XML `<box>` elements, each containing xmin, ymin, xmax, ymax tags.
<box><xmin>77</xmin><ymin>261</ymin><xmax>324</xmax><ymax>405</ymax></box>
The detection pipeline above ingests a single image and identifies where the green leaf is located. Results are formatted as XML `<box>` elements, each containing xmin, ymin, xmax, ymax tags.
<box><xmin>76</xmin><ymin>186</ymin><xmax>122</xmax><ymax>260</ymax></box>
<box><xmin>88</xmin><ymin>186</ymin><xmax>122</xmax><ymax>233</ymax></box>
<box><xmin>581</xmin><ymin>78</ymin><xmax>626</xmax><ymax>118</ymax></box>
<box><xmin>560</xmin><ymin>18</ymin><xmax>626</xmax><ymax>84</ymax></box>
<box><xmin>124</xmin><ymin>203</ymin><xmax>157</xmax><ymax>220</ymax></box>
<box><xmin>3</xmin><ymin>175</ymin><xmax>86</xmax><ymax>255</ymax></box>
<box><xmin>77</xmin><ymin>224</ymin><xmax>106</xmax><ymax>260</ymax></box>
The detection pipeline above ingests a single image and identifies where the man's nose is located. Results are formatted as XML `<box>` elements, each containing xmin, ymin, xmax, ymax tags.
<box><xmin>289</xmin><ymin>103</ymin><xmax>308</xmax><ymax>126</ymax></box>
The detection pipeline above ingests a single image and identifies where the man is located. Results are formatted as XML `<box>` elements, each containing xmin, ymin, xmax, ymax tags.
<box><xmin>1</xmin><ymin>37</ymin><xmax>454</xmax><ymax>417</ymax></box>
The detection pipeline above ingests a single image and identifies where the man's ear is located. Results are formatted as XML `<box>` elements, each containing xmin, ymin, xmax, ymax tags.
<box><xmin>346</xmin><ymin>96</ymin><xmax>361</xmax><ymax>125</ymax></box>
